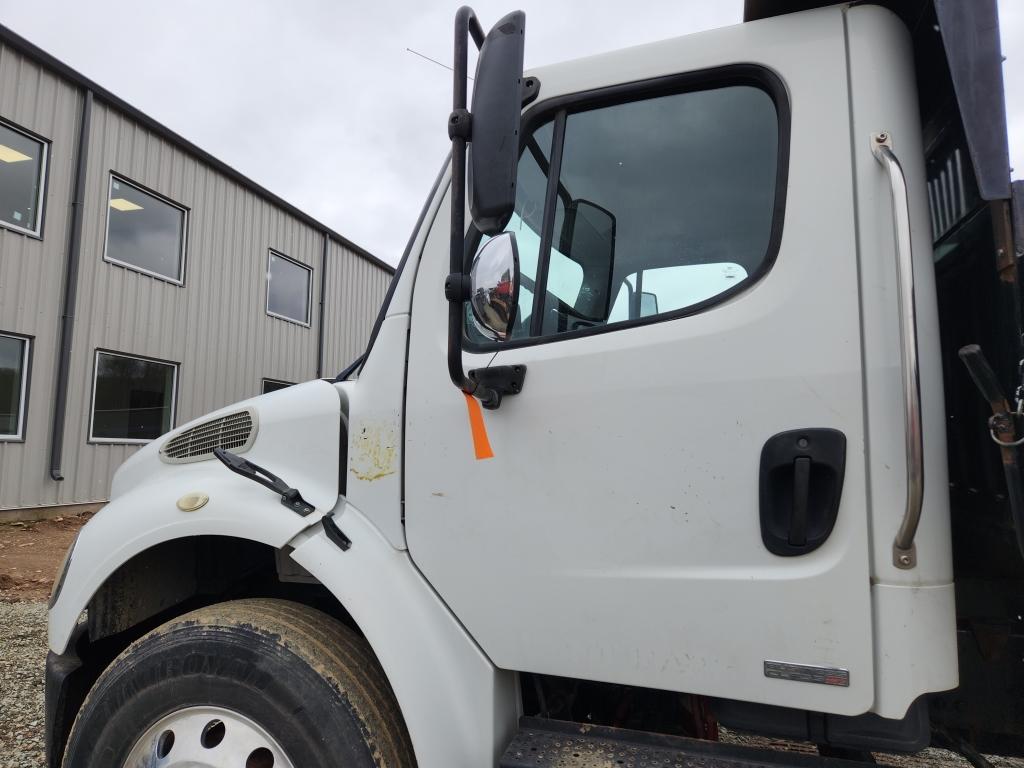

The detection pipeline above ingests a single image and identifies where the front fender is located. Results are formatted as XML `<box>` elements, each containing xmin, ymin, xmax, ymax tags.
<box><xmin>48</xmin><ymin>462</ymin><xmax>328</xmax><ymax>655</ymax></box>
<box><xmin>49</xmin><ymin>379</ymin><xmax>343</xmax><ymax>655</ymax></box>
<box><xmin>288</xmin><ymin>504</ymin><xmax>518</xmax><ymax>768</ymax></box>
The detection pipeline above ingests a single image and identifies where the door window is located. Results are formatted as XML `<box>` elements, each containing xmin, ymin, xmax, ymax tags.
<box><xmin>468</xmin><ymin>77</ymin><xmax>783</xmax><ymax>345</ymax></box>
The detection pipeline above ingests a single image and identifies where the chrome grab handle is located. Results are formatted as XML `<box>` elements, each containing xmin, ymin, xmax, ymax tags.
<box><xmin>871</xmin><ymin>132</ymin><xmax>924</xmax><ymax>569</ymax></box>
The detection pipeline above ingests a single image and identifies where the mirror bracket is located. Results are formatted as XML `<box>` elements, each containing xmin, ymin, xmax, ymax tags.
<box><xmin>447</xmin><ymin>7</ymin><xmax>493</xmax><ymax>405</ymax></box>
<box><xmin>448</xmin><ymin>109</ymin><xmax>472</xmax><ymax>141</ymax></box>
<box><xmin>444</xmin><ymin>272</ymin><xmax>472</xmax><ymax>303</ymax></box>
<box><xmin>446</xmin><ymin>6</ymin><xmax>524</xmax><ymax>409</ymax></box>
<box><xmin>521</xmin><ymin>76</ymin><xmax>541</xmax><ymax>106</ymax></box>
<box><xmin>468</xmin><ymin>365</ymin><xmax>527</xmax><ymax>410</ymax></box>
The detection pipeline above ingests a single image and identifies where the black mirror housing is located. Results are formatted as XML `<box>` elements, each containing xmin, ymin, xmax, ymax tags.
<box><xmin>468</xmin><ymin>11</ymin><xmax>525</xmax><ymax>235</ymax></box>
<box><xmin>446</xmin><ymin>7</ymin><xmax>525</xmax><ymax>408</ymax></box>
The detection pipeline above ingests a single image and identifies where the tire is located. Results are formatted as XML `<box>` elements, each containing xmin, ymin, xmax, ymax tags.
<box><xmin>62</xmin><ymin>598</ymin><xmax>416</xmax><ymax>768</ymax></box>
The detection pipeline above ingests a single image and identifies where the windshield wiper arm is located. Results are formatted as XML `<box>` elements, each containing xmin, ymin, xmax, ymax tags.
<box><xmin>213</xmin><ymin>448</ymin><xmax>315</xmax><ymax>516</ymax></box>
<box><xmin>334</xmin><ymin>353</ymin><xmax>366</xmax><ymax>382</ymax></box>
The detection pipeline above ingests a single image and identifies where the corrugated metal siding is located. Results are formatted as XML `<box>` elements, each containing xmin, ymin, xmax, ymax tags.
<box><xmin>0</xmin><ymin>46</ymin><xmax>394</xmax><ymax>510</ymax></box>
<box><xmin>323</xmin><ymin>239</ymin><xmax>393</xmax><ymax>376</ymax></box>
<box><xmin>0</xmin><ymin>43</ymin><xmax>82</xmax><ymax>508</ymax></box>
<box><xmin>58</xmin><ymin>102</ymin><xmax>326</xmax><ymax>505</ymax></box>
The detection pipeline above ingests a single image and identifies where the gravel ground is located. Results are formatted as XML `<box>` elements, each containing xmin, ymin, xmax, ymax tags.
<box><xmin>0</xmin><ymin>601</ymin><xmax>46</xmax><ymax>768</ymax></box>
<box><xmin>722</xmin><ymin>730</ymin><xmax>1024</xmax><ymax>767</ymax></box>
<box><xmin>0</xmin><ymin>599</ymin><xmax>1021</xmax><ymax>768</ymax></box>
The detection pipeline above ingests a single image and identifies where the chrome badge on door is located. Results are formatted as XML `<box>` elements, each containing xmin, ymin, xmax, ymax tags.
<box><xmin>764</xmin><ymin>660</ymin><xmax>850</xmax><ymax>687</ymax></box>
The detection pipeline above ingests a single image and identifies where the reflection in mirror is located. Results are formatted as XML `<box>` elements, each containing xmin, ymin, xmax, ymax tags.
<box><xmin>469</xmin><ymin>231</ymin><xmax>521</xmax><ymax>341</ymax></box>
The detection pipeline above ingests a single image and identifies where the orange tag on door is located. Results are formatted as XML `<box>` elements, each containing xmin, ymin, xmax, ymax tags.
<box><xmin>463</xmin><ymin>392</ymin><xmax>494</xmax><ymax>460</ymax></box>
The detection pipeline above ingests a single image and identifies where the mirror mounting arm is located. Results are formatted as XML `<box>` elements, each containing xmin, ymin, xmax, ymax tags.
<box><xmin>448</xmin><ymin>109</ymin><xmax>472</xmax><ymax>141</ymax></box>
<box><xmin>444</xmin><ymin>273</ymin><xmax>472</xmax><ymax>303</ymax></box>
<box><xmin>468</xmin><ymin>365</ymin><xmax>527</xmax><ymax>410</ymax></box>
<box><xmin>448</xmin><ymin>6</ymin><xmax>500</xmax><ymax>407</ymax></box>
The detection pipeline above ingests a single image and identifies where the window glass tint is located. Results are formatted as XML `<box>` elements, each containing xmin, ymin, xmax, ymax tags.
<box><xmin>267</xmin><ymin>251</ymin><xmax>312</xmax><ymax>325</ymax></box>
<box><xmin>0</xmin><ymin>334</ymin><xmax>28</xmax><ymax>438</ymax></box>
<box><xmin>106</xmin><ymin>176</ymin><xmax>186</xmax><ymax>281</ymax></box>
<box><xmin>0</xmin><ymin>121</ymin><xmax>46</xmax><ymax>234</ymax></box>
<box><xmin>92</xmin><ymin>352</ymin><xmax>176</xmax><ymax>441</ymax></box>
<box><xmin>262</xmin><ymin>379</ymin><xmax>293</xmax><ymax>394</ymax></box>
<box><xmin>483</xmin><ymin>83</ymin><xmax>778</xmax><ymax>342</ymax></box>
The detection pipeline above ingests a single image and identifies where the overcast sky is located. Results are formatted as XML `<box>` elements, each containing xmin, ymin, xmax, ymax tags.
<box><xmin>0</xmin><ymin>1</ymin><xmax>1020</xmax><ymax>265</ymax></box>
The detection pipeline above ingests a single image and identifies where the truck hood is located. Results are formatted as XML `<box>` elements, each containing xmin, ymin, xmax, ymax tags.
<box><xmin>111</xmin><ymin>379</ymin><xmax>343</xmax><ymax>512</ymax></box>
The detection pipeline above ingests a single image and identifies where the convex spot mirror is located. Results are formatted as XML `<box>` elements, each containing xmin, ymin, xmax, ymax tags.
<box><xmin>470</xmin><ymin>231</ymin><xmax>520</xmax><ymax>341</ymax></box>
<box><xmin>469</xmin><ymin>10</ymin><xmax>526</xmax><ymax>235</ymax></box>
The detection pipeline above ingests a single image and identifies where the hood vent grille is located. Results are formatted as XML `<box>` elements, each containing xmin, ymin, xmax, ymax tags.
<box><xmin>160</xmin><ymin>408</ymin><xmax>257</xmax><ymax>463</ymax></box>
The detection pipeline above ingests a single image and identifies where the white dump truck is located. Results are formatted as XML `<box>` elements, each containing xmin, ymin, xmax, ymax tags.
<box><xmin>45</xmin><ymin>1</ymin><xmax>1024</xmax><ymax>766</ymax></box>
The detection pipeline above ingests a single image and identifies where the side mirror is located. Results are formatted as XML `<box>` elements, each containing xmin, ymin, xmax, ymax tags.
<box><xmin>558</xmin><ymin>198</ymin><xmax>617</xmax><ymax>321</ymax></box>
<box><xmin>446</xmin><ymin>7</ymin><xmax>527</xmax><ymax>409</ymax></box>
<box><xmin>469</xmin><ymin>232</ymin><xmax>520</xmax><ymax>341</ymax></box>
<box><xmin>640</xmin><ymin>291</ymin><xmax>659</xmax><ymax>317</ymax></box>
<box><xmin>468</xmin><ymin>12</ymin><xmax>526</xmax><ymax>235</ymax></box>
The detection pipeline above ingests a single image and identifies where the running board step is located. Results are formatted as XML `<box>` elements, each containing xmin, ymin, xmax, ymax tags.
<box><xmin>501</xmin><ymin>717</ymin><xmax>873</xmax><ymax>768</ymax></box>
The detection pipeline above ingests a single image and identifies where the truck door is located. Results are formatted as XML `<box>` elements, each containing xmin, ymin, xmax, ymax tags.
<box><xmin>405</xmin><ymin>8</ymin><xmax>875</xmax><ymax>715</ymax></box>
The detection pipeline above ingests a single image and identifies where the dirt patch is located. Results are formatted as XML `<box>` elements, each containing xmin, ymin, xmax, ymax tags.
<box><xmin>0</xmin><ymin>513</ymin><xmax>93</xmax><ymax>603</ymax></box>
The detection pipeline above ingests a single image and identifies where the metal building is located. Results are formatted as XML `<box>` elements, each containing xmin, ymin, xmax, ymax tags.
<box><xmin>0</xmin><ymin>25</ymin><xmax>393</xmax><ymax>515</ymax></box>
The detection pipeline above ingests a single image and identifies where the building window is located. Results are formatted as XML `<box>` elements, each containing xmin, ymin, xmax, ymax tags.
<box><xmin>262</xmin><ymin>378</ymin><xmax>294</xmax><ymax>397</ymax></box>
<box><xmin>104</xmin><ymin>175</ymin><xmax>187</xmax><ymax>283</ymax></box>
<box><xmin>262</xmin><ymin>378</ymin><xmax>294</xmax><ymax>394</ymax></box>
<box><xmin>266</xmin><ymin>250</ymin><xmax>312</xmax><ymax>326</ymax></box>
<box><xmin>90</xmin><ymin>351</ymin><xmax>177</xmax><ymax>443</ymax></box>
<box><xmin>0</xmin><ymin>333</ymin><xmax>30</xmax><ymax>440</ymax></box>
<box><xmin>0</xmin><ymin>119</ymin><xmax>48</xmax><ymax>237</ymax></box>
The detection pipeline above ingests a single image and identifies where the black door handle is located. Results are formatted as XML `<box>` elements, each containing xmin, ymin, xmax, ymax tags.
<box><xmin>759</xmin><ymin>429</ymin><xmax>846</xmax><ymax>556</ymax></box>
<box><xmin>790</xmin><ymin>457</ymin><xmax>811</xmax><ymax>547</ymax></box>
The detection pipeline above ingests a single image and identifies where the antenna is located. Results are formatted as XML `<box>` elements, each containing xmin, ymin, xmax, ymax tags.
<box><xmin>406</xmin><ymin>47</ymin><xmax>473</xmax><ymax>79</ymax></box>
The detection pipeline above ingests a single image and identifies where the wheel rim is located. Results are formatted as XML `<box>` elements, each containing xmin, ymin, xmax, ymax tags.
<box><xmin>122</xmin><ymin>705</ymin><xmax>295</xmax><ymax>768</ymax></box>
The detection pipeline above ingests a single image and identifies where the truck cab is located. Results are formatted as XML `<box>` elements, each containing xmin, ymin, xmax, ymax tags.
<box><xmin>45</xmin><ymin>2</ymin><xmax>1023</xmax><ymax>767</ymax></box>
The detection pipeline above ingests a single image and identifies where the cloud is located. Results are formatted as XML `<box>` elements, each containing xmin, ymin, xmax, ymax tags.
<box><xmin>1</xmin><ymin>0</ymin><xmax>1018</xmax><ymax>264</ymax></box>
<box><xmin>0</xmin><ymin>0</ymin><xmax>739</xmax><ymax>263</ymax></box>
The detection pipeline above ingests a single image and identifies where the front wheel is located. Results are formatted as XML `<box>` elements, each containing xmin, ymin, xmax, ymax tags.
<box><xmin>62</xmin><ymin>599</ymin><xmax>416</xmax><ymax>768</ymax></box>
